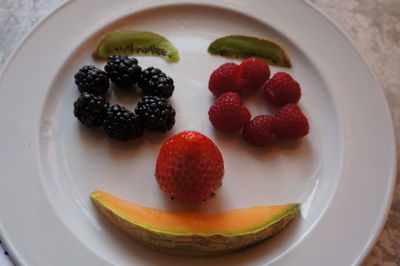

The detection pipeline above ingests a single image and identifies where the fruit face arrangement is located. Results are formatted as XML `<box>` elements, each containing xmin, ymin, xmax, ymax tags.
<box><xmin>208</xmin><ymin>57</ymin><xmax>309</xmax><ymax>147</ymax></box>
<box><xmin>73</xmin><ymin>54</ymin><xmax>176</xmax><ymax>140</ymax></box>
<box><xmin>83</xmin><ymin>32</ymin><xmax>306</xmax><ymax>258</ymax></box>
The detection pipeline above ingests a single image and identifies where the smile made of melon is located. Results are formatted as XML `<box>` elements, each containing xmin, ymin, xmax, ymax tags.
<box><xmin>90</xmin><ymin>190</ymin><xmax>300</xmax><ymax>256</ymax></box>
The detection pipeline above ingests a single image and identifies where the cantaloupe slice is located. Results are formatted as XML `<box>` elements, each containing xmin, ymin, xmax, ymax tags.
<box><xmin>90</xmin><ymin>190</ymin><xmax>300</xmax><ymax>256</ymax></box>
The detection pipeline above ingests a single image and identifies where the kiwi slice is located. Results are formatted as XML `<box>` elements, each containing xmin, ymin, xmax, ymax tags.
<box><xmin>208</xmin><ymin>35</ymin><xmax>291</xmax><ymax>67</ymax></box>
<box><xmin>93</xmin><ymin>31</ymin><xmax>179</xmax><ymax>62</ymax></box>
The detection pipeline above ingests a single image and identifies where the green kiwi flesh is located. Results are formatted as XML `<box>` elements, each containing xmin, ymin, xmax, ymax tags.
<box><xmin>93</xmin><ymin>31</ymin><xmax>179</xmax><ymax>62</ymax></box>
<box><xmin>208</xmin><ymin>35</ymin><xmax>291</xmax><ymax>67</ymax></box>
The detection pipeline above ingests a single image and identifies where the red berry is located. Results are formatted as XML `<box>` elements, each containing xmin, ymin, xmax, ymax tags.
<box><xmin>239</xmin><ymin>57</ymin><xmax>270</xmax><ymax>93</ymax></box>
<box><xmin>264</xmin><ymin>72</ymin><xmax>301</xmax><ymax>106</ymax></box>
<box><xmin>273</xmin><ymin>104</ymin><xmax>309</xmax><ymax>139</ymax></box>
<box><xmin>208</xmin><ymin>63</ymin><xmax>245</xmax><ymax>96</ymax></box>
<box><xmin>243</xmin><ymin>115</ymin><xmax>278</xmax><ymax>147</ymax></box>
<box><xmin>208</xmin><ymin>92</ymin><xmax>251</xmax><ymax>132</ymax></box>
<box><xmin>155</xmin><ymin>131</ymin><xmax>224</xmax><ymax>202</ymax></box>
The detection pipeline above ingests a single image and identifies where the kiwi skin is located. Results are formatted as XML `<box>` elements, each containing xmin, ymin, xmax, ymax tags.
<box><xmin>93</xmin><ymin>31</ymin><xmax>179</xmax><ymax>63</ymax></box>
<box><xmin>208</xmin><ymin>35</ymin><xmax>291</xmax><ymax>67</ymax></box>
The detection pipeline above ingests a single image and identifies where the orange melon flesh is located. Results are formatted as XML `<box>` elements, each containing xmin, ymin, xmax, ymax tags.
<box><xmin>91</xmin><ymin>190</ymin><xmax>297</xmax><ymax>235</ymax></box>
<box><xmin>90</xmin><ymin>190</ymin><xmax>300</xmax><ymax>256</ymax></box>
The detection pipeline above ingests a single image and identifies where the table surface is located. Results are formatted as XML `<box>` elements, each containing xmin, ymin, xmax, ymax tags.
<box><xmin>0</xmin><ymin>0</ymin><xmax>399</xmax><ymax>265</ymax></box>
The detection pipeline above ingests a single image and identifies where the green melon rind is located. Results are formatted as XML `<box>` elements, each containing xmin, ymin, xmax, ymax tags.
<box><xmin>90</xmin><ymin>192</ymin><xmax>300</xmax><ymax>257</ymax></box>
<box><xmin>208</xmin><ymin>35</ymin><xmax>291</xmax><ymax>67</ymax></box>
<box><xmin>93</xmin><ymin>30</ymin><xmax>179</xmax><ymax>62</ymax></box>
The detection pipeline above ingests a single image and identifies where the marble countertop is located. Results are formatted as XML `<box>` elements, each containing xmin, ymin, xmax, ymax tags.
<box><xmin>0</xmin><ymin>0</ymin><xmax>398</xmax><ymax>265</ymax></box>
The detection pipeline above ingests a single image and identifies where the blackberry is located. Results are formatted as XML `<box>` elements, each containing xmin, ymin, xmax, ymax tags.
<box><xmin>74</xmin><ymin>65</ymin><xmax>109</xmax><ymax>95</ymax></box>
<box><xmin>138</xmin><ymin>67</ymin><xmax>174</xmax><ymax>98</ymax></box>
<box><xmin>104</xmin><ymin>54</ymin><xmax>142</xmax><ymax>88</ymax></box>
<box><xmin>73</xmin><ymin>92</ymin><xmax>109</xmax><ymax>127</ymax></box>
<box><xmin>103</xmin><ymin>104</ymin><xmax>143</xmax><ymax>141</ymax></box>
<box><xmin>135</xmin><ymin>96</ymin><xmax>175</xmax><ymax>132</ymax></box>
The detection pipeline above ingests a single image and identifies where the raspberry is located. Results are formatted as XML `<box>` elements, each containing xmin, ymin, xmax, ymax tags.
<box><xmin>264</xmin><ymin>72</ymin><xmax>301</xmax><ymax>106</ymax></box>
<box><xmin>208</xmin><ymin>92</ymin><xmax>251</xmax><ymax>132</ymax></box>
<box><xmin>273</xmin><ymin>104</ymin><xmax>309</xmax><ymax>139</ymax></box>
<box><xmin>242</xmin><ymin>115</ymin><xmax>278</xmax><ymax>147</ymax></box>
<box><xmin>239</xmin><ymin>57</ymin><xmax>270</xmax><ymax>93</ymax></box>
<box><xmin>208</xmin><ymin>63</ymin><xmax>245</xmax><ymax>96</ymax></box>
<box><xmin>155</xmin><ymin>131</ymin><xmax>224</xmax><ymax>202</ymax></box>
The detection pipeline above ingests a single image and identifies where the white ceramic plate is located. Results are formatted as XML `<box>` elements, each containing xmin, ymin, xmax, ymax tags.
<box><xmin>0</xmin><ymin>0</ymin><xmax>395</xmax><ymax>265</ymax></box>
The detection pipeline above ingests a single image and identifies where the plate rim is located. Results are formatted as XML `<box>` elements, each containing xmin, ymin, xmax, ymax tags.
<box><xmin>303</xmin><ymin>1</ymin><xmax>397</xmax><ymax>264</ymax></box>
<box><xmin>0</xmin><ymin>3</ymin><xmax>71</xmax><ymax>265</ymax></box>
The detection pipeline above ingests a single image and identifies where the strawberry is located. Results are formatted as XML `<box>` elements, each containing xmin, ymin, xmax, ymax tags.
<box><xmin>273</xmin><ymin>104</ymin><xmax>309</xmax><ymax>139</ymax></box>
<box><xmin>155</xmin><ymin>131</ymin><xmax>224</xmax><ymax>202</ymax></box>
<box><xmin>208</xmin><ymin>92</ymin><xmax>251</xmax><ymax>132</ymax></box>
<box><xmin>264</xmin><ymin>72</ymin><xmax>301</xmax><ymax>106</ymax></box>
